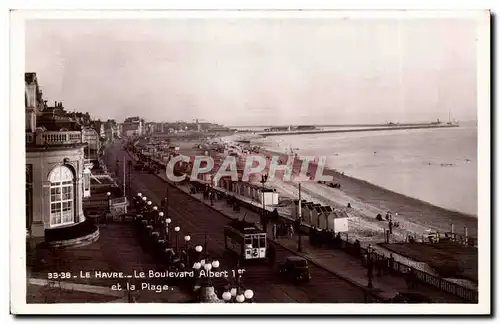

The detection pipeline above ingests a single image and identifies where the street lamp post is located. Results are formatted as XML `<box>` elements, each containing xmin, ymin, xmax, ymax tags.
<box><xmin>136</xmin><ymin>192</ymin><xmax>142</xmax><ymax>210</ymax></box>
<box><xmin>244</xmin><ymin>289</ymin><xmax>254</xmax><ymax>303</ymax></box>
<box><xmin>367</xmin><ymin>244</ymin><xmax>374</xmax><ymax>289</ymax></box>
<box><xmin>297</xmin><ymin>183</ymin><xmax>303</xmax><ymax>253</ymax></box>
<box><xmin>174</xmin><ymin>226</ymin><xmax>180</xmax><ymax>253</ymax></box>
<box><xmin>195</xmin><ymin>245</ymin><xmax>203</xmax><ymax>263</ymax></box>
<box><xmin>158</xmin><ymin>212</ymin><xmax>164</xmax><ymax>236</ymax></box>
<box><xmin>153</xmin><ymin>206</ymin><xmax>158</xmax><ymax>225</ymax></box>
<box><xmin>184</xmin><ymin>235</ymin><xmax>191</xmax><ymax>251</ymax></box>
<box><xmin>165</xmin><ymin>218</ymin><xmax>172</xmax><ymax>243</ymax></box>
<box><xmin>184</xmin><ymin>235</ymin><xmax>191</xmax><ymax>265</ymax></box>
<box><xmin>106</xmin><ymin>191</ymin><xmax>111</xmax><ymax>213</ymax></box>
<box><xmin>235</xmin><ymin>294</ymin><xmax>245</xmax><ymax>303</ymax></box>
<box><xmin>260</xmin><ymin>174</ymin><xmax>269</xmax><ymax>233</ymax></box>
<box><xmin>222</xmin><ymin>291</ymin><xmax>232</xmax><ymax>303</ymax></box>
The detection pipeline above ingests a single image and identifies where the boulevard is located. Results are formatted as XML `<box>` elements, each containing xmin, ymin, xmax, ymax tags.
<box><xmin>104</xmin><ymin>139</ymin><xmax>375</xmax><ymax>303</ymax></box>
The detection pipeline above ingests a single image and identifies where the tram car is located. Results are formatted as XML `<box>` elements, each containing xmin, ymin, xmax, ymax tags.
<box><xmin>224</xmin><ymin>220</ymin><xmax>267</xmax><ymax>262</ymax></box>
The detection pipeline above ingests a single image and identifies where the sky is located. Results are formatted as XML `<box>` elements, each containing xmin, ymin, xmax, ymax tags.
<box><xmin>25</xmin><ymin>17</ymin><xmax>479</xmax><ymax>126</ymax></box>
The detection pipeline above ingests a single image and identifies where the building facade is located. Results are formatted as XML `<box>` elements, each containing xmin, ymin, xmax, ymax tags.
<box><xmin>82</xmin><ymin>127</ymin><xmax>100</xmax><ymax>151</ymax></box>
<box><xmin>25</xmin><ymin>73</ymin><xmax>92</xmax><ymax>240</ymax></box>
<box><xmin>122</xmin><ymin>117</ymin><xmax>143</xmax><ymax>137</ymax></box>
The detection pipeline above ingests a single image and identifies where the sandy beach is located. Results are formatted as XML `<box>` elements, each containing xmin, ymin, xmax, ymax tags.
<box><xmin>166</xmin><ymin>135</ymin><xmax>477</xmax><ymax>246</ymax></box>
<box><xmin>220</xmin><ymin>135</ymin><xmax>477</xmax><ymax>242</ymax></box>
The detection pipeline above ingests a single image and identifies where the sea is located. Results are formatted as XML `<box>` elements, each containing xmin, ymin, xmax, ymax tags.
<box><xmin>235</xmin><ymin>125</ymin><xmax>478</xmax><ymax>216</ymax></box>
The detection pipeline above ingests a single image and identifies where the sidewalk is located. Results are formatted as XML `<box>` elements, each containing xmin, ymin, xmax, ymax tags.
<box><xmin>150</xmin><ymin>170</ymin><xmax>464</xmax><ymax>302</ymax></box>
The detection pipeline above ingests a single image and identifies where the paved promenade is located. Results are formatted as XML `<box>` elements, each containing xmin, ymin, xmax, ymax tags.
<box><xmin>151</xmin><ymin>170</ymin><xmax>464</xmax><ymax>303</ymax></box>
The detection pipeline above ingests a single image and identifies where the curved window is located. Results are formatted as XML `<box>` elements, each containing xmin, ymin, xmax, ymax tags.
<box><xmin>49</xmin><ymin>165</ymin><xmax>74</xmax><ymax>227</ymax></box>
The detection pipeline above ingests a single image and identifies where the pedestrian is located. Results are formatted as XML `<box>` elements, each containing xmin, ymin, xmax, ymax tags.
<box><xmin>388</xmin><ymin>253</ymin><xmax>395</xmax><ymax>274</ymax></box>
<box><xmin>272</xmin><ymin>223</ymin><xmax>277</xmax><ymax>239</ymax></box>
<box><xmin>289</xmin><ymin>223</ymin><xmax>294</xmax><ymax>238</ymax></box>
<box><xmin>376</xmin><ymin>258</ymin><xmax>383</xmax><ymax>276</ymax></box>
<box><xmin>406</xmin><ymin>268</ymin><xmax>416</xmax><ymax>289</ymax></box>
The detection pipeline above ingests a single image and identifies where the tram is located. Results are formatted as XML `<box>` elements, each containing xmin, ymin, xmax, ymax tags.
<box><xmin>224</xmin><ymin>220</ymin><xmax>267</xmax><ymax>262</ymax></box>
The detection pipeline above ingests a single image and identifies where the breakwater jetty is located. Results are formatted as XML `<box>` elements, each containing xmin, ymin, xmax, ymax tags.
<box><xmin>258</xmin><ymin>124</ymin><xmax>459</xmax><ymax>137</ymax></box>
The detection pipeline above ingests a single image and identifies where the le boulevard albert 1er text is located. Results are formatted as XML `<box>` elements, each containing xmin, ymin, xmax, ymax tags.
<box><xmin>76</xmin><ymin>269</ymin><xmax>231</xmax><ymax>279</ymax></box>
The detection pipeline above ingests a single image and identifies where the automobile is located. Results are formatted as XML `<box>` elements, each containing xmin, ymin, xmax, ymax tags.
<box><xmin>278</xmin><ymin>256</ymin><xmax>311</xmax><ymax>282</ymax></box>
<box><xmin>388</xmin><ymin>292</ymin><xmax>433</xmax><ymax>303</ymax></box>
<box><xmin>134</xmin><ymin>161</ymin><xmax>146</xmax><ymax>171</ymax></box>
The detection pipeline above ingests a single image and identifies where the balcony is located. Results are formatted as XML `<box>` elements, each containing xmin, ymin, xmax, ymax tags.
<box><xmin>26</xmin><ymin>131</ymin><xmax>83</xmax><ymax>146</ymax></box>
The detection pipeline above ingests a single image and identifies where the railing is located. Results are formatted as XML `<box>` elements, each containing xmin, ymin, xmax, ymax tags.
<box><xmin>42</xmin><ymin>131</ymin><xmax>82</xmax><ymax>145</ymax></box>
<box><xmin>26</xmin><ymin>131</ymin><xmax>83</xmax><ymax>146</ymax></box>
<box><xmin>343</xmin><ymin>241</ymin><xmax>478</xmax><ymax>303</ymax></box>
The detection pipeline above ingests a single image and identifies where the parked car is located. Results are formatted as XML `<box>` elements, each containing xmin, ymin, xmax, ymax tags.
<box><xmin>134</xmin><ymin>161</ymin><xmax>145</xmax><ymax>171</ymax></box>
<box><xmin>278</xmin><ymin>256</ymin><xmax>311</xmax><ymax>282</ymax></box>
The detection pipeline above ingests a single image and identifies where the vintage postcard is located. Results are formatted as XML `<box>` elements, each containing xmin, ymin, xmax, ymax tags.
<box><xmin>10</xmin><ymin>9</ymin><xmax>490</xmax><ymax>315</ymax></box>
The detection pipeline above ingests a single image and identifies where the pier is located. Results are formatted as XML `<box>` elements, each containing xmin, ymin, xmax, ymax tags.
<box><xmin>258</xmin><ymin>124</ymin><xmax>459</xmax><ymax>137</ymax></box>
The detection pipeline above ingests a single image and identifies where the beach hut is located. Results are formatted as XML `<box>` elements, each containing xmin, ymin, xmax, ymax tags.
<box><xmin>318</xmin><ymin>206</ymin><xmax>333</xmax><ymax>229</ymax></box>
<box><xmin>307</xmin><ymin>204</ymin><xmax>321</xmax><ymax>225</ymax></box>
<box><xmin>306</xmin><ymin>203</ymin><xmax>317</xmax><ymax>224</ymax></box>
<box><xmin>257</xmin><ymin>188</ymin><xmax>276</xmax><ymax>207</ymax></box>
<box><xmin>326</xmin><ymin>209</ymin><xmax>349</xmax><ymax>233</ymax></box>
<box><xmin>301</xmin><ymin>201</ymin><xmax>313</xmax><ymax>224</ymax></box>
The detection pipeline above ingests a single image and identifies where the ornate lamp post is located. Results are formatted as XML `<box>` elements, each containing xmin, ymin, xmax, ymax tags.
<box><xmin>230</xmin><ymin>287</ymin><xmax>237</xmax><ymax>299</ymax></box>
<box><xmin>174</xmin><ymin>226</ymin><xmax>180</xmax><ymax>253</ymax></box>
<box><xmin>244</xmin><ymin>289</ymin><xmax>254</xmax><ymax>303</ymax></box>
<box><xmin>203</xmin><ymin>262</ymin><xmax>213</xmax><ymax>287</ymax></box>
<box><xmin>153</xmin><ymin>206</ymin><xmax>158</xmax><ymax>225</ymax></box>
<box><xmin>106</xmin><ymin>191</ymin><xmax>111</xmax><ymax>213</ymax></box>
<box><xmin>183</xmin><ymin>235</ymin><xmax>191</xmax><ymax>264</ymax></box>
<box><xmin>184</xmin><ymin>235</ymin><xmax>191</xmax><ymax>250</ymax></box>
<box><xmin>146</xmin><ymin>201</ymin><xmax>152</xmax><ymax>220</ymax></box>
<box><xmin>136</xmin><ymin>192</ymin><xmax>142</xmax><ymax>210</ymax></box>
<box><xmin>165</xmin><ymin>218</ymin><xmax>172</xmax><ymax>243</ymax></box>
<box><xmin>158</xmin><ymin>211</ymin><xmax>164</xmax><ymax>236</ymax></box>
<box><xmin>235</xmin><ymin>294</ymin><xmax>245</xmax><ymax>303</ymax></box>
<box><xmin>222</xmin><ymin>291</ymin><xmax>232</xmax><ymax>303</ymax></box>
<box><xmin>195</xmin><ymin>245</ymin><xmax>203</xmax><ymax>260</ymax></box>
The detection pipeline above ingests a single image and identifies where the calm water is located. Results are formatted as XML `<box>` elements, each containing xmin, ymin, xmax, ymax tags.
<box><xmin>254</xmin><ymin>126</ymin><xmax>478</xmax><ymax>216</ymax></box>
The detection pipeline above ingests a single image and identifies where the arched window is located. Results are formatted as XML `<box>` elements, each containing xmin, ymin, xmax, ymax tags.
<box><xmin>49</xmin><ymin>165</ymin><xmax>74</xmax><ymax>227</ymax></box>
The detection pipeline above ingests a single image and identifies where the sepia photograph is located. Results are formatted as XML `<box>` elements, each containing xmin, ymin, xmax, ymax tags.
<box><xmin>10</xmin><ymin>9</ymin><xmax>490</xmax><ymax>315</ymax></box>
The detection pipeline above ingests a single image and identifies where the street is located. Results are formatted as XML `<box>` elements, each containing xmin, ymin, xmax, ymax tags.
<box><xmin>104</xmin><ymin>140</ymin><xmax>375</xmax><ymax>303</ymax></box>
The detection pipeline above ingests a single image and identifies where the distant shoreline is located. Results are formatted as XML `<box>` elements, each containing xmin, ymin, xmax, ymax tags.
<box><xmin>258</xmin><ymin>124</ymin><xmax>459</xmax><ymax>137</ymax></box>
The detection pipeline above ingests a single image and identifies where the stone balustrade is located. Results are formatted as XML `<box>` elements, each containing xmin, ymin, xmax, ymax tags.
<box><xmin>26</xmin><ymin>130</ymin><xmax>83</xmax><ymax>146</ymax></box>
